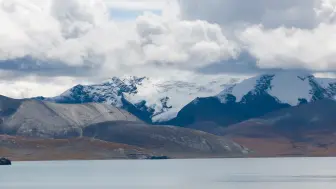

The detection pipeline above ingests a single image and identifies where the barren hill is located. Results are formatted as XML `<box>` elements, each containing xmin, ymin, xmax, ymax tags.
<box><xmin>0</xmin><ymin>98</ymin><xmax>138</xmax><ymax>138</ymax></box>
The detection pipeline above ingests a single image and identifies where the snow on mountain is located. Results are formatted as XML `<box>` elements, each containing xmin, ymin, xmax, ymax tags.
<box><xmin>217</xmin><ymin>71</ymin><xmax>336</xmax><ymax>105</ymax></box>
<box><xmin>124</xmin><ymin>77</ymin><xmax>244</xmax><ymax>122</ymax></box>
<box><xmin>48</xmin><ymin>75</ymin><xmax>244</xmax><ymax>122</ymax></box>
<box><xmin>166</xmin><ymin>71</ymin><xmax>336</xmax><ymax>128</ymax></box>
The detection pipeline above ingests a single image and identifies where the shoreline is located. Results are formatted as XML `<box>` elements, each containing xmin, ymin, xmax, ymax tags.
<box><xmin>8</xmin><ymin>155</ymin><xmax>336</xmax><ymax>162</ymax></box>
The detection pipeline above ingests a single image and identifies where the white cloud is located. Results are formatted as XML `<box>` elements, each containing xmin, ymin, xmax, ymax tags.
<box><xmin>104</xmin><ymin>0</ymin><xmax>166</xmax><ymax>11</ymax></box>
<box><xmin>2</xmin><ymin>0</ymin><xmax>336</xmax><ymax>98</ymax></box>
<box><xmin>0</xmin><ymin>0</ymin><xmax>240</xmax><ymax>97</ymax></box>
<box><xmin>51</xmin><ymin>0</ymin><xmax>109</xmax><ymax>38</ymax></box>
<box><xmin>239</xmin><ymin>23</ymin><xmax>336</xmax><ymax>71</ymax></box>
<box><xmin>0</xmin><ymin>71</ymin><xmax>82</xmax><ymax>98</ymax></box>
<box><xmin>179</xmin><ymin>0</ymin><xmax>318</xmax><ymax>28</ymax></box>
<box><xmin>0</xmin><ymin>0</ymin><xmax>238</xmax><ymax>72</ymax></box>
<box><xmin>177</xmin><ymin>0</ymin><xmax>336</xmax><ymax>72</ymax></box>
<box><xmin>315</xmin><ymin>0</ymin><xmax>336</xmax><ymax>23</ymax></box>
<box><xmin>236</xmin><ymin>0</ymin><xmax>336</xmax><ymax>71</ymax></box>
<box><xmin>135</xmin><ymin>13</ymin><xmax>239</xmax><ymax>69</ymax></box>
<box><xmin>0</xmin><ymin>0</ymin><xmax>60</xmax><ymax>60</ymax></box>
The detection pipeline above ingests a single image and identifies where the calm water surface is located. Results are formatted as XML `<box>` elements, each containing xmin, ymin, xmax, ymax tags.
<box><xmin>1</xmin><ymin>158</ymin><xmax>336</xmax><ymax>189</ymax></box>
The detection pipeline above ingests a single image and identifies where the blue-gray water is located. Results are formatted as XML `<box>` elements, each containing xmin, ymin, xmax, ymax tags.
<box><xmin>2</xmin><ymin>158</ymin><xmax>336</xmax><ymax>189</ymax></box>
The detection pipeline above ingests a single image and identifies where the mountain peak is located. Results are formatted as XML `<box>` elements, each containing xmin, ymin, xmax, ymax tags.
<box><xmin>105</xmin><ymin>76</ymin><xmax>147</xmax><ymax>84</ymax></box>
<box><xmin>46</xmin><ymin>75</ymin><xmax>242</xmax><ymax>123</ymax></box>
<box><xmin>217</xmin><ymin>71</ymin><xmax>336</xmax><ymax>105</ymax></box>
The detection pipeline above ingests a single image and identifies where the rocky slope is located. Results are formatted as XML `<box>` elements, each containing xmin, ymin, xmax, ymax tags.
<box><xmin>82</xmin><ymin>121</ymin><xmax>249</xmax><ymax>158</ymax></box>
<box><xmin>213</xmin><ymin>99</ymin><xmax>336</xmax><ymax>157</ymax></box>
<box><xmin>224</xmin><ymin>99</ymin><xmax>336</xmax><ymax>139</ymax></box>
<box><xmin>0</xmin><ymin>97</ymin><xmax>139</xmax><ymax>138</ymax></box>
<box><xmin>167</xmin><ymin>71</ymin><xmax>336</xmax><ymax>127</ymax></box>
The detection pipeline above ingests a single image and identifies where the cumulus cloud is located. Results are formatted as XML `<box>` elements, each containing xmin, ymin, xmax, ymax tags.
<box><xmin>179</xmin><ymin>0</ymin><xmax>318</xmax><ymax>29</ymax></box>
<box><xmin>0</xmin><ymin>70</ymin><xmax>83</xmax><ymax>98</ymax></box>
<box><xmin>178</xmin><ymin>0</ymin><xmax>336</xmax><ymax>72</ymax></box>
<box><xmin>135</xmin><ymin>13</ymin><xmax>239</xmax><ymax>69</ymax></box>
<box><xmin>2</xmin><ymin>0</ymin><xmax>336</xmax><ymax>98</ymax></box>
<box><xmin>51</xmin><ymin>0</ymin><xmax>109</xmax><ymax>39</ymax></box>
<box><xmin>0</xmin><ymin>0</ymin><xmax>242</xmax><ymax>97</ymax></box>
<box><xmin>104</xmin><ymin>0</ymin><xmax>167</xmax><ymax>11</ymax></box>
<box><xmin>0</xmin><ymin>0</ymin><xmax>237</xmax><ymax>74</ymax></box>
<box><xmin>235</xmin><ymin>0</ymin><xmax>336</xmax><ymax>72</ymax></box>
<box><xmin>239</xmin><ymin>23</ymin><xmax>336</xmax><ymax>71</ymax></box>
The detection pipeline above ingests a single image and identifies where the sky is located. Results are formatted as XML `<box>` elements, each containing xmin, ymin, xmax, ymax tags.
<box><xmin>1</xmin><ymin>0</ymin><xmax>336</xmax><ymax>98</ymax></box>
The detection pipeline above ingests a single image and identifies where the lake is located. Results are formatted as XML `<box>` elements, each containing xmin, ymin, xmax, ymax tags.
<box><xmin>1</xmin><ymin>158</ymin><xmax>336</xmax><ymax>189</ymax></box>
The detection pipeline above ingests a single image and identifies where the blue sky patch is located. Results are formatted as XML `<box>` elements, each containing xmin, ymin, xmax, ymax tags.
<box><xmin>109</xmin><ymin>8</ymin><xmax>161</xmax><ymax>20</ymax></box>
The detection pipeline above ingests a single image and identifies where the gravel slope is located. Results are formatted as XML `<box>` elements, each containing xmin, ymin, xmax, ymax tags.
<box><xmin>1</xmin><ymin>99</ymin><xmax>139</xmax><ymax>138</ymax></box>
<box><xmin>83</xmin><ymin>121</ymin><xmax>249</xmax><ymax>158</ymax></box>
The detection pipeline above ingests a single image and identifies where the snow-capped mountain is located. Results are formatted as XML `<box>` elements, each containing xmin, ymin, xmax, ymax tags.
<box><xmin>40</xmin><ymin>75</ymin><xmax>243</xmax><ymax>123</ymax></box>
<box><xmin>217</xmin><ymin>71</ymin><xmax>336</xmax><ymax>105</ymax></box>
<box><xmin>167</xmin><ymin>71</ymin><xmax>336</xmax><ymax>127</ymax></box>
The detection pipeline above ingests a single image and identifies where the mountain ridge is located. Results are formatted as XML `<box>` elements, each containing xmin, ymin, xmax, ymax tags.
<box><xmin>0</xmin><ymin>96</ymin><xmax>249</xmax><ymax>159</ymax></box>
<box><xmin>37</xmin><ymin>75</ymin><xmax>242</xmax><ymax>123</ymax></box>
<box><xmin>220</xmin><ymin>99</ymin><xmax>336</xmax><ymax>157</ymax></box>
<box><xmin>167</xmin><ymin>71</ymin><xmax>336</xmax><ymax>127</ymax></box>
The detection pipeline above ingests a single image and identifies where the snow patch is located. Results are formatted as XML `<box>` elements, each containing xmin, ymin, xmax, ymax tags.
<box><xmin>219</xmin><ymin>76</ymin><xmax>259</xmax><ymax>102</ymax></box>
<box><xmin>268</xmin><ymin>72</ymin><xmax>312</xmax><ymax>105</ymax></box>
<box><xmin>152</xmin><ymin>110</ymin><xmax>179</xmax><ymax>122</ymax></box>
<box><xmin>217</xmin><ymin>71</ymin><xmax>336</xmax><ymax>105</ymax></box>
<box><xmin>124</xmin><ymin>76</ymin><xmax>244</xmax><ymax>122</ymax></box>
